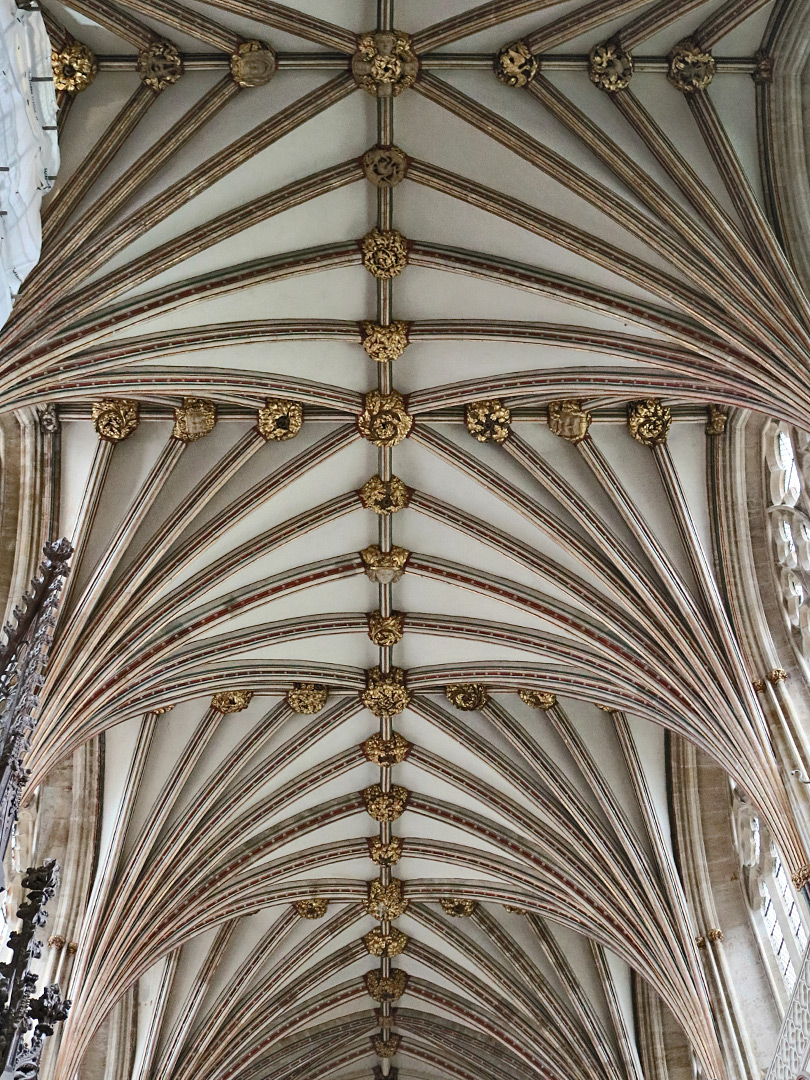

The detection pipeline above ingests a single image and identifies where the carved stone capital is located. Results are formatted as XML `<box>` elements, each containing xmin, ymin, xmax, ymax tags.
<box><xmin>364</xmin><ymin>968</ymin><xmax>408</xmax><ymax>1001</ymax></box>
<box><xmin>138</xmin><ymin>40</ymin><xmax>183</xmax><ymax>91</ymax></box>
<box><xmin>364</xmin><ymin>926</ymin><xmax>407</xmax><ymax>957</ymax></box>
<box><xmin>792</xmin><ymin>864</ymin><xmax>810</xmax><ymax>890</ymax></box>
<box><xmin>494</xmin><ymin>40</ymin><xmax>537</xmax><ymax>87</ymax></box>
<box><xmin>707</xmin><ymin>927</ymin><xmax>723</xmax><ymax>943</ymax></box>
<box><xmin>706</xmin><ymin>404</ymin><xmax>728</xmax><ymax>435</ymax></box>
<box><xmin>752</xmin><ymin>678</ymin><xmax>766</xmax><ymax>693</ymax></box>
<box><xmin>627</xmin><ymin>399</ymin><xmax>671</xmax><ymax>445</ymax></box>
<box><xmin>548</xmin><ymin>399</ymin><xmax>591</xmax><ymax>443</ymax></box>
<box><xmin>363</xmin><ymin>783</ymin><xmax>409</xmax><ymax>821</ymax></box>
<box><xmin>360</xmin><ymin>545</ymin><xmax>410</xmax><ymax>583</ymax></box>
<box><xmin>445</xmin><ymin>683</ymin><xmax>488</xmax><ymax>711</ymax></box>
<box><xmin>361</xmin><ymin>320</ymin><xmax>409</xmax><ymax>362</ymax></box>
<box><xmin>52</xmin><ymin>40</ymin><xmax>97</xmax><ymax>92</ymax></box>
<box><xmin>367</xmin><ymin>610</ymin><xmax>405</xmax><ymax>646</ymax></box>
<box><xmin>293</xmin><ymin>898</ymin><xmax>328</xmax><ymax>919</ymax></box>
<box><xmin>352</xmin><ymin>31</ymin><xmax>418</xmax><ymax>97</ymax></box>
<box><xmin>173</xmin><ymin>397</ymin><xmax>216</xmax><ymax>442</ymax></box>
<box><xmin>766</xmin><ymin>667</ymin><xmax>788</xmax><ymax>684</ymax></box>
<box><xmin>257</xmin><ymin>398</ymin><xmax>303</xmax><ymax>441</ymax></box>
<box><xmin>286</xmin><ymin>683</ymin><xmax>327</xmax><ymax>714</ymax></box>
<box><xmin>359</xmin><ymin>474</ymin><xmax>410</xmax><ymax>514</ymax></box>
<box><xmin>230</xmin><ymin>40</ymin><xmax>276</xmax><ymax>87</ymax></box>
<box><xmin>668</xmin><ymin>39</ymin><xmax>715</xmax><ymax>93</ymax></box>
<box><xmin>362</xmin><ymin>731</ymin><xmax>411</xmax><ymax>765</ymax></box>
<box><xmin>211</xmin><ymin>690</ymin><xmax>253</xmax><ymax>714</ymax></box>
<box><xmin>465</xmin><ymin>399</ymin><xmax>511</xmax><ymax>443</ymax></box>
<box><xmin>358</xmin><ymin>390</ymin><xmax>412</xmax><ymax>447</ymax></box>
<box><xmin>519</xmin><ymin>688</ymin><xmax>556</xmax><ymax>710</ymax></box>
<box><xmin>362</xmin><ymin>145</ymin><xmax>408</xmax><ymax>187</ymax></box>
<box><xmin>361</xmin><ymin>228</ymin><xmax>409</xmax><ymax>278</ymax></box>
<box><xmin>92</xmin><ymin>399</ymin><xmax>139</xmax><ymax>442</ymax></box>
<box><xmin>48</xmin><ymin>935</ymin><xmax>65</xmax><ymax>950</ymax></box>
<box><xmin>440</xmin><ymin>897</ymin><xmax>478</xmax><ymax>917</ymax></box>
<box><xmin>589</xmin><ymin>39</ymin><xmax>633</xmax><ymax>92</ymax></box>
<box><xmin>364</xmin><ymin>877</ymin><xmax>408</xmax><ymax>919</ymax></box>
<box><xmin>362</xmin><ymin>666</ymin><xmax>410</xmax><ymax>716</ymax></box>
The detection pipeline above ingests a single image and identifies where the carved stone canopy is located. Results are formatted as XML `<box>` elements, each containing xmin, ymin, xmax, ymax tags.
<box><xmin>668</xmin><ymin>39</ymin><xmax>716</xmax><ymax>93</ymax></box>
<box><xmin>494</xmin><ymin>40</ymin><xmax>538</xmax><ymax>87</ymax></box>
<box><xmin>589</xmin><ymin>39</ymin><xmax>634</xmax><ymax>92</ymax></box>
<box><xmin>137</xmin><ymin>40</ymin><xmax>184</xmax><ymax>91</ymax></box>
<box><xmin>52</xmin><ymin>41</ymin><xmax>97</xmax><ymax>92</ymax></box>
<box><xmin>362</xmin><ymin>145</ymin><xmax>409</xmax><ymax>187</ymax></box>
<box><xmin>230</xmin><ymin>40</ymin><xmax>277</xmax><ymax>87</ymax></box>
<box><xmin>352</xmin><ymin>31</ymin><xmax>419</xmax><ymax>97</ymax></box>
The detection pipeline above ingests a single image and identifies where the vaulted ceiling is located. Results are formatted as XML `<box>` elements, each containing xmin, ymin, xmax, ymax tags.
<box><xmin>8</xmin><ymin>1</ymin><xmax>810</xmax><ymax>1079</ymax></box>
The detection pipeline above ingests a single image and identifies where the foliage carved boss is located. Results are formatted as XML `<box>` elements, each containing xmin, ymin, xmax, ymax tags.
<box><xmin>52</xmin><ymin>40</ymin><xmax>97</xmax><ymax>92</ymax></box>
<box><xmin>257</xmin><ymin>399</ymin><xmax>302</xmax><ymax>441</ymax></box>
<box><xmin>589</xmin><ymin>39</ymin><xmax>634</xmax><ymax>92</ymax></box>
<box><xmin>494</xmin><ymin>40</ymin><xmax>538</xmax><ymax>87</ymax></box>
<box><xmin>361</xmin><ymin>229</ymin><xmax>409</xmax><ymax>278</ymax></box>
<box><xmin>358</xmin><ymin>390</ymin><xmax>412</xmax><ymax>447</ymax></box>
<box><xmin>362</xmin><ymin>666</ymin><xmax>410</xmax><ymax>716</ymax></box>
<box><xmin>465</xmin><ymin>399</ymin><xmax>511</xmax><ymax>443</ymax></box>
<box><xmin>361</xmin><ymin>321</ymin><xmax>409</xmax><ymax>362</ymax></box>
<box><xmin>137</xmin><ymin>40</ymin><xmax>183</xmax><ymax>92</ymax></box>
<box><xmin>627</xmin><ymin>398</ymin><xmax>672</xmax><ymax>445</ymax></box>
<box><xmin>667</xmin><ymin>39</ymin><xmax>715</xmax><ymax>93</ymax></box>
<box><xmin>352</xmin><ymin>31</ymin><xmax>419</xmax><ymax>97</ymax></box>
<box><xmin>92</xmin><ymin>399</ymin><xmax>139</xmax><ymax>442</ymax></box>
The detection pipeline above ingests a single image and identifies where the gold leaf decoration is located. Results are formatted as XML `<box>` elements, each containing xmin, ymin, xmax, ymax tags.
<box><xmin>361</xmin><ymin>228</ymin><xmax>408</xmax><ymax>278</ymax></box>
<box><xmin>706</xmin><ymin>405</ymin><xmax>728</xmax><ymax>435</ymax></box>
<box><xmin>364</xmin><ymin>878</ymin><xmax>408</xmax><ymax>919</ymax></box>
<box><xmin>293</xmin><ymin>898</ymin><xmax>329</xmax><ymax>919</ymax></box>
<box><xmin>230</xmin><ymin>40</ymin><xmax>277</xmax><ymax>87</ymax></box>
<box><xmin>668</xmin><ymin>39</ymin><xmax>715</xmax><ymax>93</ymax></box>
<box><xmin>364</xmin><ymin>926</ymin><xmax>408</xmax><ymax>957</ymax></box>
<box><xmin>367</xmin><ymin>836</ymin><xmax>403</xmax><ymax>865</ymax></box>
<box><xmin>547</xmin><ymin>399</ymin><xmax>592</xmax><ymax>444</ymax></box>
<box><xmin>359</xmin><ymin>474</ymin><xmax>410</xmax><ymax>514</ymax></box>
<box><xmin>362</xmin><ymin>784</ymin><xmax>409</xmax><ymax>822</ymax></box>
<box><xmin>286</xmin><ymin>683</ymin><xmax>328</xmax><ymax>714</ymax></box>
<box><xmin>494</xmin><ymin>40</ymin><xmax>537</xmax><ymax>87</ymax></box>
<box><xmin>588</xmin><ymin>39</ymin><xmax>633</xmax><ymax>92</ymax></box>
<box><xmin>626</xmin><ymin>399</ymin><xmax>671</xmax><ymax>445</ymax></box>
<box><xmin>445</xmin><ymin>683</ymin><xmax>488</xmax><ymax>711</ymax></box>
<box><xmin>352</xmin><ymin>31</ymin><xmax>418</xmax><ymax>97</ymax></box>
<box><xmin>91</xmin><ymin>399</ymin><xmax>139</xmax><ymax>442</ymax></box>
<box><xmin>211</xmin><ymin>690</ymin><xmax>253</xmax><ymax>714</ymax></box>
<box><xmin>367</xmin><ymin>610</ymin><xmax>405</xmax><ymax>646</ymax></box>
<box><xmin>361</xmin><ymin>320</ymin><xmax>410</xmax><ymax>362</ymax></box>
<box><xmin>465</xmin><ymin>399</ymin><xmax>511</xmax><ymax>443</ymax></box>
<box><xmin>519</xmin><ymin>688</ymin><xmax>556</xmax><ymax>710</ymax></box>
<box><xmin>362</xmin><ymin>667</ymin><xmax>410</xmax><ymax>716</ymax></box>
<box><xmin>360</xmin><ymin>545</ymin><xmax>410</xmax><ymax>583</ymax></box>
<box><xmin>257</xmin><ymin>398</ymin><xmax>303</xmax><ymax>441</ymax></box>
<box><xmin>173</xmin><ymin>398</ymin><xmax>216</xmax><ymax>442</ymax></box>
<box><xmin>372</xmin><ymin>1033</ymin><xmax>402</xmax><ymax>1057</ymax></box>
<box><xmin>362</xmin><ymin>731</ymin><xmax>411</xmax><ymax>765</ymax></box>
<box><xmin>440</xmin><ymin>898</ymin><xmax>478</xmax><ymax>917</ymax></box>
<box><xmin>137</xmin><ymin>40</ymin><xmax>183</xmax><ymax>92</ymax></box>
<box><xmin>364</xmin><ymin>968</ymin><xmax>409</xmax><ymax>1001</ymax></box>
<box><xmin>52</xmin><ymin>40</ymin><xmax>97</xmax><ymax>92</ymax></box>
<box><xmin>358</xmin><ymin>390</ymin><xmax>413</xmax><ymax>447</ymax></box>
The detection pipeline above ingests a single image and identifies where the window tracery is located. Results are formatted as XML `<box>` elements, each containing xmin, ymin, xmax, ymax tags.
<box><xmin>766</xmin><ymin>423</ymin><xmax>810</xmax><ymax>657</ymax></box>
<box><xmin>733</xmin><ymin>788</ymin><xmax>808</xmax><ymax>999</ymax></box>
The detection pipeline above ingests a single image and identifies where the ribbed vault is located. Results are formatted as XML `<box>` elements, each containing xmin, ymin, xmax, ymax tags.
<box><xmin>6</xmin><ymin>2</ymin><xmax>809</xmax><ymax>1079</ymax></box>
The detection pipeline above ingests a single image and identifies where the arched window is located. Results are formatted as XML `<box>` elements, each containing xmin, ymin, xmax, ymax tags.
<box><xmin>733</xmin><ymin>788</ymin><xmax>808</xmax><ymax>1000</ymax></box>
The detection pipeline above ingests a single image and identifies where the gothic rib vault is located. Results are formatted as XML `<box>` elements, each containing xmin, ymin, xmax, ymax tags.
<box><xmin>5</xmin><ymin>1</ymin><xmax>810</xmax><ymax>1079</ymax></box>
